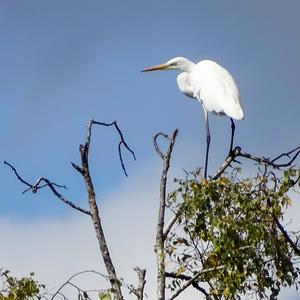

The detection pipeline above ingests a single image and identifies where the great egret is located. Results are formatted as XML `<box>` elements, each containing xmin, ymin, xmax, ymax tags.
<box><xmin>142</xmin><ymin>57</ymin><xmax>244</xmax><ymax>179</ymax></box>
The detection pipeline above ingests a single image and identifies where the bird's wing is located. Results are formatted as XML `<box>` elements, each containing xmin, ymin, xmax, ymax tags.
<box><xmin>192</xmin><ymin>60</ymin><xmax>244</xmax><ymax>120</ymax></box>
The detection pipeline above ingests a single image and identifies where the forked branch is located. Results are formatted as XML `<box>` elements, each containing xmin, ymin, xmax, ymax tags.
<box><xmin>212</xmin><ymin>145</ymin><xmax>300</xmax><ymax>180</ymax></box>
<box><xmin>50</xmin><ymin>270</ymin><xmax>108</xmax><ymax>300</ymax></box>
<box><xmin>4</xmin><ymin>161</ymin><xmax>90</xmax><ymax>215</ymax></box>
<box><xmin>71</xmin><ymin>119</ymin><xmax>135</xmax><ymax>300</ymax></box>
<box><xmin>5</xmin><ymin>119</ymin><xmax>136</xmax><ymax>300</ymax></box>
<box><xmin>166</xmin><ymin>272</ymin><xmax>211</xmax><ymax>300</ymax></box>
<box><xmin>153</xmin><ymin>129</ymin><xmax>179</xmax><ymax>300</ymax></box>
<box><xmin>132</xmin><ymin>267</ymin><xmax>147</xmax><ymax>300</ymax></box>
<box><xmin>91</xmin><ymin>120</ymin><xmax>136</xmax><ymax>177</ymax></box>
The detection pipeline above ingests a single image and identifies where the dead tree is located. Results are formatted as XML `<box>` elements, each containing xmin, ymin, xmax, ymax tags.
<box><xmin>5</xmin><ymin>119</ymin><xmax>300</xmax><ymax>300</ymax></box>
<box><xmin>4</xmin><ymin>119</ymin><xmax>145</xmax><ymax>300</ymax></box>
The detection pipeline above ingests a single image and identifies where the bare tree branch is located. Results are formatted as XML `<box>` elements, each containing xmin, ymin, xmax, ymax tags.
<box><xmin>36</xmin><ymin>177</ymin><xmax>90</xmax><ymax>215</ymax></box>
<box><xmin>166</xmin><ymin>272</ymin><xmax>211</xmax><ymax>299</ymax></box>
<box><xmin>212</xmin><ymin>145</ymin><xmax>300</xmax><ymax>180</ymax></box>
<box><xmin>238</xmin><ymin>148</ymin><xmax>300</xmax><ymax>168</ymax></box>
<box><xmin>92</xmin><ymin>120</ymin><xmax>136</xmax><ymax>176</ymax></box>
<box><xmin>4</xmin><ymin>160</ymin><xmax>35</xmax><ymax>189</ymax></box>
<box><xmin>211</xmin><ymin>147</ymin><xmax>241</xmax><ymax>180</ymax></box>
<box><xmin>4</xmin><ymin>161</ymin><xmax>90</xmax><ymax>215</ymax></box>
<box><xmin>274</xmin><ymin>217</ymin><xmax>300</xmax><ymax>257</ymax></box>
<box><xmin>163</xmin><ymin>205</ymin><xmax>184</xmax><ymax>240</ymax></box>
<box><xmin>153</xmin><ymin>132</ymin><xmax>170</xmax><ymax>159</ymax></box>
<box><xmin>271</xmin><ymin>146</ymin><xmax>300</xmax><ymax>164</ymax></box>
<box><xmin>153</xmin><ymin>129</ymin><xmax>179</xmax><ymax>300</ymax></box>
<box><xmin>167</xmin><ymin>271</ymin><xmax>206</xmax><ymax>300</ymax></box>
<box><xmin>51</xmin><ymin>268</ymin><xmax>146</xmax><ymax>300</ymax></box>
<box><xmin>71</xmin><ymin>162</ymin><xmax>84</xmax><ymax>175</ymax></box>
<box><xmin>132</xmin><ymin>267</ymin><xmax>147</xmax><ymax>300</ymax></box>
<box><xmin>50</xmin><ymin>270</ymin><xmax>108</xmax><ymax>300</ymax></box>
<box><xmin>76</xmin><ymin>119</ymin><xmax>124</xmax><ymax>299</ymax></box>
<box><xmin>5</xmin><ymin>119</ymin><xmax>136</xmax><ymax>300</ymax></box>
<box><xmin>165</xmin><ymin>144</ymin><xmax>300</xmax><ymax>239</ymax></box>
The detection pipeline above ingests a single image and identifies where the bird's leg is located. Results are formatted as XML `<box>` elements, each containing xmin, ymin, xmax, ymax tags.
<box><xmin>229</xmin><ymin>118</ymin><xmax>235</xmax><ymax>156</ymax></box>
<box><xmin>204</xmin><ymin>109</ymin><xmax>210</xmax><ymax>180</ymax></box>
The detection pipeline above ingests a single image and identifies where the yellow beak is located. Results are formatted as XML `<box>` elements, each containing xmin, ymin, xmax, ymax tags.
<box><xmin>142</xmin><ymin>63</ymin><xmax>169</xmax><ymax>72</ymax></box>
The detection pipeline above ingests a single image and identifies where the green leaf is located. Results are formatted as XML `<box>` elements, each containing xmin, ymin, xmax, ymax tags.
<box><xmin>99</xmin><ymin>292</ymin><xmax>112</xmax><ymax>300</ymax></box>
<box><xmin>165</xmin><ymin>166</ymin><xmax>300</xmax><ymax>299</ymax></box>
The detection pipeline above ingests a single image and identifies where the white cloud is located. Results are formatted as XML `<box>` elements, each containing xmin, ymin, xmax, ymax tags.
<box><xmin>0</xmin><ymin>160</ymin><xmax>161</xmax><ymax>299</ymax></box>
<box><xmin>1</xmin><ymin>158</ymin><xmax>300</xmax><ymax>300</ymax></box>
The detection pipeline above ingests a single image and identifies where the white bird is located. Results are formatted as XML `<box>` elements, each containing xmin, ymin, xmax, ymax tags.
<box><xmin>142</xmin><ymin>57</ymin><xmax>244</xmax><ymax>179</ymax></box>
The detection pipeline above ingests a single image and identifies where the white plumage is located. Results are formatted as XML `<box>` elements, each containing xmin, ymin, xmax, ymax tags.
<box><xmin>143</xmin><ymin>56</ymin><xmax>244</xmax><ymax>179</ymax></box>
<box><xmin>189</xmin><ymin>60</ymin><xmax>243</xmax><ymax>119</ymax></box>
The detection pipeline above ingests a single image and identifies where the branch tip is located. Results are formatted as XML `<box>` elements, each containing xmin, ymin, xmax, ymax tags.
<box><xmin>90</xmin><ymin>119</ymin><xmax>135</xmax><ymax>176</ymax></box>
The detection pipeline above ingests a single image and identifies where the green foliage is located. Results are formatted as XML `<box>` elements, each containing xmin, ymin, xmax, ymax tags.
<box><xmin>166</xmin><ymin>167</ymin><xmax>300</xmax><ymax>299</ymax></box>
<box><xmin>99</xmin><ymin>291</ymin><xmax>112</xmax><ymax>300</ymax></box>
<box><xmin>0</xmin><ymin>269</ymin><xmax>45</xmax><ymax>300</ymax></box>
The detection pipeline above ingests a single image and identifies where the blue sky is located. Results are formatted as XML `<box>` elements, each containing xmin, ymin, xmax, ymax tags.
<box><xmin>1</xmin><ymin>0</ymin><xmax>300</xmax><ymax>216</ymax></box>
<box><xmin>1</xmin><ymin>1</ymin><xmax>300</xmax><ymax>299</ymax></box>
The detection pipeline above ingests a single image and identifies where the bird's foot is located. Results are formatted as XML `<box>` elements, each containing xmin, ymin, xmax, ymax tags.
<box><xmin>226</xmin><ymin>146</ymin><xmax>242</xmax><ymax>163</ymax></box>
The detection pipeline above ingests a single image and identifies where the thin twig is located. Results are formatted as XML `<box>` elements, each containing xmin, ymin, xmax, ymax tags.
<box><xmin>271</xmin><ymin>146</ymin><xmax>300</xmax><ymax>163</ymax></box>
<box><xmin>4</xmin><ymin>160</ymin><xmax>33</xmax><ymax>188</ymax></box>
<box><xmin>166</xmin><ymin>272</ymin><xmax>211</xmax><ymax>299</ymax></box>
<box><xmin>167</xmin><ymin>272</ymin><xmax>205</xmax><ymax>300</ymax></box>
<box><xmin>163</xmin><ymin>205</ymin><xmax>184</xmax><ymax>239</ymax></box>
<box><xmin>238</xmin><ymin>150</ymin><xmax>298</xmax><ymax>168</ymax></box>
<box><xmin>4</xmin><ymin>161</ymin><xmax>90</xmax><ymax>215</ymax></box>
<box><xmin>118</xmin><ymin>141</ymin><xmax>128</xmax><ymax>177</ymax></box>
<box><xmin>50</xmin><ymin>270</ymin><xmax>108</xmax><ymax>300</ymax></box>
<box><xmin>71</xmin><ymin>162</ymin><xmax>84</xmax><ymax>175</ymax></box>
<box><xmin>153</xmin><ymin>132</ymin><xmax>170</xmax><ymax>160</ymax></box>
<box><xmin>274</xmin><ymin>217</ymin><xmax>300</xmax><ymax>257</ymax></box>
<box><xmin>38</xmin><ymin>178</ymin><xmax>90</xmax><ymax>215</ymax></box>
<box><xmin>65</xmin><ymin>282</ymin><xmax>92</xmax><ymax>300</ymax></box>
<box><xmin>212</xmin><ymin>145</ymin><xmax>300</xmax><ymax>180</ymax></box>
<box><xmin>92</xmin><ymin>120</ymin><xmax>136</xmax><ymax>176</ymax></box>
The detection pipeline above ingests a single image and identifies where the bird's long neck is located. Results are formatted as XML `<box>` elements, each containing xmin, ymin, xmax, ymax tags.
<box><xmin>177</xmin><ymin>72</ymin><xmax>194</xmax><ymax>99</ymax></box>
<box><xmin>176</xmin><ymin>59</ymin><xmax>196</xmax><ymax>98</ymax></box>
<box><xmin>178</xmin><ymin>59</ymin><xmax>196</xmax><ymax>73</ymax></box>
